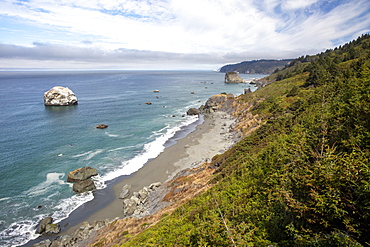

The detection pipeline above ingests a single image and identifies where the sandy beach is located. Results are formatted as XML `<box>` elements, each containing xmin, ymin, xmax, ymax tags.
<box><xmin>25</xmin><ymin>110</ymin><xmax>238</xmax><ymax>247</ymax></box>
<box><xmin>58</xmin><ymin>111</ymin><xmax>237</xmax><ymax>236</ymax></box>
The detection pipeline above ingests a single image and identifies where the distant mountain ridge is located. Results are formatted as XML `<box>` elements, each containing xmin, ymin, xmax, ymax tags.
<box><xmin>219</xmin><ymin>59</ymin><xmax>293</xmax><ymax>74</ymax></box>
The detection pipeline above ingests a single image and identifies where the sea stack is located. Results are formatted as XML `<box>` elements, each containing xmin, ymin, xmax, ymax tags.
<box><xmin>224</xmin><ymin>72</ymin><xmax>244</xmax><ymax>83</ymax></box>
<box><xmin>67</xmin><ymin>167</ymin><xmax>98</xmax><ymax>193</ymax></box>
<box><xmin>44</xmin><ymin>86</ymin><xmax>78</xmax><ymax>106</ymax></box>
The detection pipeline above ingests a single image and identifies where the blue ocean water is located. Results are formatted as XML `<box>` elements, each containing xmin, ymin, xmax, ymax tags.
<box><xmin>0</xmin><ymin>70</ymin><xmax>264</xmax><ymax>246</ymax></box>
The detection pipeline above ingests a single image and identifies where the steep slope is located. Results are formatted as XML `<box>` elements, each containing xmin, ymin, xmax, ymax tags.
<box><xmin>92</xmin><ymin>34</ymin><xmax>370</xmax><ymax>246</ymax></box>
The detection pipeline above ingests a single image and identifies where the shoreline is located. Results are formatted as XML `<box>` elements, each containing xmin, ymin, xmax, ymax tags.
<box><xmin>27</xmin><ymin>110</ymin><xmax>238</xmax><ymax>246</ymax></box>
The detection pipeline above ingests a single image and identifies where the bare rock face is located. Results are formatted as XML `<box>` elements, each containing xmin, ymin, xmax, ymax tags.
<box><xmin>122</xmin><ymin>182</ymin><xmax>162</xmax><ymax>217</ymax></box>
<box><xmin>225</xmin><ymin>72</ymin><xmax>244</xmax><ymax>83</ymax></box>
<box><xmin>199</xmin><ymin>93</ymin><xmax>235</xmax><ymax>114</ymax></box>
<box><xmin>73</xmin><ymin>179</ymin><xmax>96</xmax><ymax>193</ymax></box>
<box><xmin>67</xmin><ymin>167</ymin><xmax>98</xmax><ymax>182</ymax></box>
<box><xmin>35</xmin><ymin>217</ymin><xmax>61</xmax><ymax>235</ymax></box>
<box><xmin>44</xmin><ymin>86</ymin><xmax>78</xmax><ymax>106</ymax></box>
<box><xmin>187</xmin><ymin>108</ymin><xmax>200</xmax><ymax>115</ymax></box>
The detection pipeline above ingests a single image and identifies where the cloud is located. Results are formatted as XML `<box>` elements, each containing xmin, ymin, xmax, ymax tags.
<box><xmin>0</xmin><ymin>0</ymin><xmax>369</xmax><ymax>69</ymax></box>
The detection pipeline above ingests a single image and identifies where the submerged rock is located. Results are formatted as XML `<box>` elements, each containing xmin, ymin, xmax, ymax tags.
<box><xmin>44</xmin><ymin>86</ymin><xmax>78</xmax><ymax>106</ymax></box>
<box><xmin>67</xmin><ymin>167</ymin><xmax>98</xmax><ymax>182</ymax></box>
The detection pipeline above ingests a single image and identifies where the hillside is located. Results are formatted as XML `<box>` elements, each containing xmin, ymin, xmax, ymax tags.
<box><xmin>219</xmin><ymin>59</ymin><xmax>293</xmax><ymax>74</ymax></box>
<box><xmin>90</xmin><ymin>34</ymin><xmax>370</xmax><ymax>246</ymax></box>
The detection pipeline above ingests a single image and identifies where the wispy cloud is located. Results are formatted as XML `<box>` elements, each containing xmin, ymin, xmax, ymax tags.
<box><xmin>0</xmin><ymin>0</ymin><xmax>369</xmax><ymax>69</ymax></box>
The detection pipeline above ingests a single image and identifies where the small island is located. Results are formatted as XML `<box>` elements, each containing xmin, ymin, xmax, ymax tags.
<box><xmin>44</xmin><ymin>86</ymin><xmax>78</xmax><ymax>106</ymax></box>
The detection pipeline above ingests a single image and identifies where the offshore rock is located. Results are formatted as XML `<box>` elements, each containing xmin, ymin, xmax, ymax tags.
<box><xmin>225</xmin><ymin>72</ymin><xmax>244</xmax><ymax>83</ymax></box>
<box><xmin>95</xmin><ymin>124</ymin><xmax>108</xmax><ymax>129</ymax></box>
<box><xmin>73</xmin><ymin>179</ymin><xmax>96</xmax><ymax>193</ymax></box>
<box><xmin>67</xmin><ymin>167</ymin><xmax>98</xmax><ymax>182</ymax></box>
<box><xmin>44</xmin><ymin>86</ymin><xmax>78</xmax><ymax>106</ymax></box>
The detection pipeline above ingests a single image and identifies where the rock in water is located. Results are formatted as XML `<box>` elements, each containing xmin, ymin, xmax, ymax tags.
<box><xmin>95</xmin><ymin>124</ymin><xmax>108</xmax><ymax>129</ymax></box>
<box><xmin>36</xmin><ymin>217</ymin><xmax>53</xmax><ymax>234</ymax></box>
<box><xmin>35</xmin><ymin>217</ymin><xmax>60</xmax><ymax>234</ymax></box>
<box><xmin>67</xmin><ymin>167</ymin><xmax>98</xmax><ymax>182</ymax></box>
<box><xmin>73</xmin><ymin>179</ymin><xmax>96</xmax><ymax>193</ymax></box>
<box><xmin>224</xmin><ymin>72</ymin><xmax>244</xmax><ymax>83</ymax></box>
<box><xmin>44</xmin><ymin>86</ymin><xmax>78</xmax><ymax>106</ymax></box>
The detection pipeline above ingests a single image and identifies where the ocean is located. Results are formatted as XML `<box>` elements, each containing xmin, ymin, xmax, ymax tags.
<box><xmin>0</xmin><ymin>70</ymin><xmax>265</xmax><ymax>246</ymax></box>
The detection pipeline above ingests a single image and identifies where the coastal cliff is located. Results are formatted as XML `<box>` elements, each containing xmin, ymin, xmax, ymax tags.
<box><xmin>34</xmin><ymin>34</ymin><xmax>370</xmax><ymax>246</ymax></box>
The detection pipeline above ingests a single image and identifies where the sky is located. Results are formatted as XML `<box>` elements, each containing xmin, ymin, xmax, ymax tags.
<box><xmin>0</xmin><ymin>0</ymin><xmax>369</xmax><ymax>70</ymax></box>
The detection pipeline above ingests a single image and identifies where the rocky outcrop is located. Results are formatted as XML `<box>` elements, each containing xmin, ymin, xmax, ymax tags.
<box><xmin>67</xmin><ymin>167</ymin><xmax>98</xmax><ymax>182</ymax></box>
<box><xmin>95</xmin><ymin>124</ymin><xmax>108</xmax><ymax>129</ymax></box>
<box><xmin>122</xmin><ymin>182</ymin><xmax>162</xmax><ymax>217</ymax></box>
<box><xmin>67</xmin><ymin>167</ymin><xmax>98</xmax><ymax>193</ymax></box>
<box><xmin>187</xmin><ymin>108</ymin><xmax>200</xmax><ymax>115</ymax></box>
<box><xmin>244</xmin><ymin>88</ymin><xmax>252</xmax><ymax>94</ymax></box>
<box><xmin>119</xmin><ymin>184</ymin><xmax>132</xmax><ymax>199</ymax></box>
<box><xmin>225</xmin><ymin>72</ymin><xmax>244</xmax><ymax>83</ymax></box>
<box><xmin>44</xmin><ymin>86</ymin><xmax>78</xmax><ymax>106</ymax></box>
<box><xmin>35</xmin><ymin>217</ymin><xmax>60</xmax><ymax>235</ymax></box>
<box><xmin>199</xmin><ymin>93</ymin><xmax>235</xmax><ymax>114</ymax></box>
<box><xmin>33</xmin><ymin>219</ymin><xmax>116</xmax><ymax>247</ymax></box>
<box><xmin>73</xmin><ymin>179</ymin><xmax>96</xmax><ymax>193</ymax></box>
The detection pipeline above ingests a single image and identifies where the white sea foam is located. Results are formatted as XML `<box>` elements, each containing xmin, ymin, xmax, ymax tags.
<box><xmin>72</xmin><ymin>149</ymin><xmax>104</xmax><ymax>160</ymax></box>
<box><xmin>23</xmin><ymin>173</ymin><xmax>67</xmax><ymax>197</ymax></box>
<box><xmin>0</xmin><ymin>214</ymin><xmax>46</xmax><ymax>247</ymax></box>
<box><xmin>104</xmin><ymin>132</ymin><xmax>120</xmax><ymax>137</ymax></box>
<box><xmin>52</xmin><ymin>192</ymin><xmax>94</xmax><ymax>223</ymax></box>
<box><xmin>0</xmin><ymin>191</ymin><xmax>94</xmax><ymax>247</ymax></box>
<box><xmin>102</xmin><ymin>115</ymin><xmax>198</xmax><ymax>181</ymax></box>
<box><xmin>107</xmin><ymin>145</ymin><xmax>140</xmax><ymax>152</ymax></box>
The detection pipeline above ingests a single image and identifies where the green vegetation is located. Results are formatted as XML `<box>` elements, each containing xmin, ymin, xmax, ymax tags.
<box><xmin>220</xmin><ymin>59</ymin><xmax>293</xmax><ymax>74</ymax></box>
<box><xmin>121</xmin><ymin>34</ymin><xmax>370</xmax><ymax>246</ymax></box>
